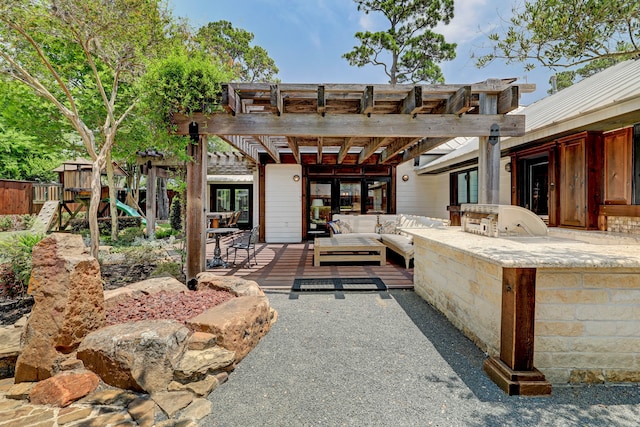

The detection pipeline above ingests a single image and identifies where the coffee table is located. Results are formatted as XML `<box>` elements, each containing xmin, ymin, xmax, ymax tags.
<box><xmin>313</xmin><ymin>237</ymin><xmax>386</xmax><ymax>267</ymax></box>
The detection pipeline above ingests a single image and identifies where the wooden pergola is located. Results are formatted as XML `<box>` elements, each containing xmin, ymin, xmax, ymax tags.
<box><xmin>172</xmin><ymin>79</ymin><xmax>534</xmax><ymax>284</ymax></box>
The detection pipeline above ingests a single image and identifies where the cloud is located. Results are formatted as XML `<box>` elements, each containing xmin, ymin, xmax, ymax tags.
<box><xmin>436</xmin><ymin>0</ymin><xmax>510</xmax><ymax>45</ymax></box>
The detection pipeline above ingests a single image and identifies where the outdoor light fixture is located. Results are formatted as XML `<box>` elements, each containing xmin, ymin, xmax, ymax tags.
<box><xmin>505</xmin><ymin>162</ymin><xmax>512</xmax><ymax>173</ymax></box>
<box><xmin>402</xmin><ymin>174</ymin><xmax>410</xmax><ymax>182</ymax></box>
<box><xmin>293</xmin><ymin>174</ymin><xmax>301</xmax><ymax>182</ymax></box>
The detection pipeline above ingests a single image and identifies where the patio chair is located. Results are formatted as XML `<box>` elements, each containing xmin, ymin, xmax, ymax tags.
<box><xmin>226</xmin><ymin>225</ymin><xmax>259</xmax><ymax>267</ymax></box>
<box><xmin>226</xmin><ymin>210</ymin><xmax>242</xmax><ymax>228</ymax></box>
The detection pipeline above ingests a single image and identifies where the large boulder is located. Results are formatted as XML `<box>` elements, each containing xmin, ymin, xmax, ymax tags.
<box><xmin>77</xmin><ymin>320</ymin><xmax>190</xmax><ymax>393</ymax></box>
<box><xmin>15</xmin><ymin>233</ymin><xmax>105</xmax><ymax>382</ymax></box>
<box><xmin>186</xmin><ymin>296</ymin><xmax>272</xmax><ymax>362</ymax></box>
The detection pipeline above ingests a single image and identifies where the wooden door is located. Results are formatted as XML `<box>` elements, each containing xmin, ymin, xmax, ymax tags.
<box><xmin>604</xmin><ymin>128</ymin><xmax>632</xmax><ymax>205</ymax></box>
<box><xmin>559</xmin><ymin>137</ymin><xmax>586</xmax><ymax>227</ymax></box>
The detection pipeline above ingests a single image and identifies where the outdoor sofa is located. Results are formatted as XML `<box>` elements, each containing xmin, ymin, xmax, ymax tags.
<box><xmin>327</xmin><ymin>213</ymin><xmax>449</xmax><ymax>268</ymax></box>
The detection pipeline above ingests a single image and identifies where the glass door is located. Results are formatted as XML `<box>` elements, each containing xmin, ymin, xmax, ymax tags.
<box><xmin>309</xmin><ymin>180</ymin><xmax>332</xmax><ymax>237</ymax></box>
<box><xmin>339</xmin><ymin>180</ymin><xmax>362</xmax><ymax>214</ymax></box>
<box><xmin>365</xmin><ymin>180</ymin><xmax>389</xmax><ymax>213</ymax></box>
<box><xmin>235</xmin><ymin>189</ymin><xmax>250</xmax><ymax>226</ymax></box>
<box><xmin>210</xmin><ymin>184</ymin><xmax>253</xmax><ymax>229</ymax></box>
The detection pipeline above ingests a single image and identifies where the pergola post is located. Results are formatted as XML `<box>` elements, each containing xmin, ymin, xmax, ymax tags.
<box><xmin>186</xmin><ymin>129</ymin><xmax>207</xmax><ymax>288</ymax></box>
<box><xmin>478</xmin><ymin>80</ymin><xmax>501</xmax><ymax>204</ymax></box>
<box><xmin>145</xmin><ymin>165</ymin><xmax>156</xmax><ymax>239</ymax></box>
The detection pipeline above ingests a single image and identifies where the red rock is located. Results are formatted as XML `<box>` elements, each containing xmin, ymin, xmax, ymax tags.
<box><xmin>186</xmin><ymin>296</ymin><xmax>272</xmax><ymax>362</ymax></box>
<box><xmin>29</xmin><ymin>371</ymin><xmax>99</xmax><ymax>407</ymax></box>
<box><xmin>15</xmin><ymin>234</ymin><xmax>105</xmax><ymax>383</ymax></box>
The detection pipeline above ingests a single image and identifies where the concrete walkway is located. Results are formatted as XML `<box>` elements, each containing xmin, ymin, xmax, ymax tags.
<box><xmin>203</xmin><ymin>290</ymin><xmax>640</xmax><ymax>427</ymax></box>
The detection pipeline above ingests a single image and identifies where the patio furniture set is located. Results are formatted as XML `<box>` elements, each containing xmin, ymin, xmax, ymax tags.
<box><xmin>206</xmin><ymin>211</ymin><xmax>259</xmax><ymax>269</ymax></box>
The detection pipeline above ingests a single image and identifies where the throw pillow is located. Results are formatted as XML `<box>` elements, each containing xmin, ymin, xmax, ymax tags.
<box><xmin>327</xmin><ymin>221</ymin><xmax>341</xmax><ymax>235</ymax></box>
<box><xmin>379</xmin><ymin>220</ymin><xmax>397</xmax><ymax>234</ymax></box>
<box><xmin>339</xmin><ymin>220</ymin><xmax>352</xmax><ymax>234</ymax></box>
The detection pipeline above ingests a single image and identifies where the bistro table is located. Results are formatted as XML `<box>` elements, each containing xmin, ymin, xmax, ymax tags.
<box><xmin>206</xmin><ymin>227</ymin><xmax>238</xmax><ymax>268</ymax></box>
<box><xmin>207</xmin><ymin>211</ymin><xmax>234</xmax><ymax>228</ymax></box>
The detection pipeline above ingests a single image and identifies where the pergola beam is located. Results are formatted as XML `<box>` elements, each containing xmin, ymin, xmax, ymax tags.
<box><xmin>174</xmin><ymin>113</ymin><xmax>526</xmax><ymax>138</ymax></box>
<box><xmin>270</xmin><ymin>84</ymin><xmax>283</xmax><ymax>116</ymax></box>
<box><xmin>401</xmin><ymin>86</ymin><xmax>423</xmax><ymax>115</ymax></box>
<box><xmin>256</xmin><ymin>136</ymin><xmax>281</xmax><ymax>163</ymax></box>
<box><xmin>361</xmin><ymin>85</ymin><xmax>374</xmax><ymax>116</ymax></box>
<box><xmin>337</xmin><ymin>137</ymin><xmax>356</xmax><ymax>164</ymax></box>
<box><xmin>498</xmin><ymin>86</ymin><xmax>519</xmax><ymax>114</ymax></box>
<box><xmin>287</xmin><ymin>137</ymin><xmax>301</xmax><ymax>164</ymax></box>
<box><xmin>402</xmin><ymin>137</ymin><xmax>453</xmax><ymax>163</ymax></box>
<box><xmin>317</xmin><ymin>137</ymin><xmax>323</xmax><ymax>163</ymax></box>
<box><xmin>218</xmin><ymin>135</ymin><xmax>260</xmax><ymax>163</ymax></box>
<box><xmin>358</xmin><ymin>137</ymin><xmax>390</xmax><ymax>164</ymax></box>
<box><xmin>379</xmin><ymin>137</ymin><xmax>422</xmax><ymax>164</ymax></box>
<box><xmin>317</xmin><ymin>85</ymin><xmax>326</xmax><ymax>116</ymax></box>
<box><xmin>445</xmin><ymin>86</ymin><xmax>472</xmax><ymax>115</ymax></box>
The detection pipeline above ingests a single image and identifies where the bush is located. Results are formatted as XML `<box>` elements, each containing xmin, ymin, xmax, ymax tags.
<box><xmin>20</xmin><ymin>214</ymin><xmax>35</xmax><ymax>230</ymax></box>
<box><xmin>0</xmin><ymin>232</ymin><xmax>44</xmax><ymax>298</ymax></box>
<box><xmin>70</xmin><ymin>216</ymin><xmax>143</xmax><ymax>234</ymax></box>
<box><xmin>118</xmin><ymin>227</ymin><xmax>146</xmax><ymax>246</ymax></box>
<box><xmin>0</xmin><ymin>216</ymin><xmax>12</xmax><ymax>232</ymax></box>
<box><xmin>170</xmin><ymin>196</ymin><xmax>182</xmax><ymax>232</ymax></box>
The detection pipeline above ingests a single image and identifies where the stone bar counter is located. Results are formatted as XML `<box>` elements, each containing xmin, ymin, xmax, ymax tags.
<box><xmin>405</xmin><ymin>226</ymin><xmax>640</xmax><ymax>392</ymax></box>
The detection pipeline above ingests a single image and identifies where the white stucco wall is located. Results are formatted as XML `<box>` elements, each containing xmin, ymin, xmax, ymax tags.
<box><xmin>264</xmin><ymin>164</ymin><xmax>302</xmax><ymax>243</ymax></box>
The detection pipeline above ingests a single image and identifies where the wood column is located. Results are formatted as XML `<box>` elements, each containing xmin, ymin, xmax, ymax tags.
<box><xmin>483</xmin><ymin>267</ymin><xmax>551</xmax><ymax>395</ymax></box>
<box><xmin>186</xmin><ymin>133</ymin><xmax>207</xmax><ymax>287</ymax></box>
<box><xmin>478</xmin><ymin>80</ymin><xmax>500</xmax><ymax>205</ymax></box>
<box><xmin>145</xmin><ymin>165</ymin><xmax>156</xmax><ymax>239</ymax></box>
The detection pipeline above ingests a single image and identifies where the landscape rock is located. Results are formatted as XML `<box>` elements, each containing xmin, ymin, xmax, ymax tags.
<box><xmin>103</xmin><ymin>287</ymin><xmax>145</xmax><ymax>310</ymax></box>
<box><xmin>151</xmin><ymin>390</ymin><xmax>194</xmax><ymax>418</ymax></box>
<box><xmin>15</xmin><ymin>233</ymin><xmax>105</xmax><ymax>383</ymax></box>
<box><xmin>168</xmin><ymin>375</ymin><xmax>218</xmax><ymax>397</ymax></box>
<box><xmin>128</xmin><ymin>397</ymin><xmax>159</xmax><ymax>427</ymax></box>
<box><xmin>0</xmin><ymin>326</ymin><xmax>21</xmax><ymax>379</ymax></box>
<box><xmin>77</xmin><ymin>320</ymin><xmax>190</xmax><ymax>393</ymax></box>
<box><xmin>125</xmin><ymin>277</ymin><xmax>188</xmax><ymax>295</ymax></box>
<box><xmin>6</xmin><ymin>381</ymin><xmax>34</xmax><ymax>400</ymax></box>
<box><xmin>172</xmin><ymin>346</ymin><xmax>235</xmax><ymax>382</ymax></box>
<box><xmin>29</xmin><ymin>370</ymin><xmax>99</xmax><ymax>407</ymax></box>
<box><xmin>196</xmin><ymin>273</ymin><xmax>265</xmax><ymax>297</ymax></box>
<box><xmin>186</xmin><ymin>296</ymin><xmax>272</xmax><ymax>362</ymax></box>
<box><xmin>186</xmin><ymin>332</ymin><xmax>217</xmax><ymax>351</ymax></box>
<box><xmin>179</xmin><ymin>398</ymin><xmax>212</xmax><ymax>422</ymax></box>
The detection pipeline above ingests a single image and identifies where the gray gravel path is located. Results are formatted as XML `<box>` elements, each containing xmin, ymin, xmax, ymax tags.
<box><xmin>203</xmin><ymin>290</ymin><xmax>640</xmax><ymax>426</ymax></box>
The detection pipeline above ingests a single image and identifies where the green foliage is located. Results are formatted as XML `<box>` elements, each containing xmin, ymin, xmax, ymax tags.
<box><xmin>149</xmin><ymin>261</ymin><xmax>182</xmax><ymax>279</ymax></box>
<box><xmin>195</xmin><ymin>20</ymin><xmax>279</xmax><ymax>82</ymax></box>
<box><xmin>118</xmin><ymin>227</ymin><xmax>145</xmax><ymax>245</ymax></box>
<box><xmin>170</xmin><ymin>196</ymin><xmax>182</xmax><ymax>232</ymax></box>
<box><xmin>475</xmin><ymin>0</ymin><xmax>640</xmax><ymax>72</ymax></box>
<box><xmin>0</xmin><ymin>232</ymin><xmax>44</xmax><ymax>298</ymax></box>
<box><xmin>343</xmin><ymin>0</ymin><xmax>456</xmax><ymax>84</ymax></box>
<box><xmin>0</xmin><ymin>217</ymin><xmax>13</xmax><ymax>232</ymax></box>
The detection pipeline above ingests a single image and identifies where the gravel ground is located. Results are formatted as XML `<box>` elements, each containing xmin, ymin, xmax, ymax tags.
<box><xmin>203</xmin><ymin>290</ymin><xmax>640</xmax><ymax>427</ymax></box>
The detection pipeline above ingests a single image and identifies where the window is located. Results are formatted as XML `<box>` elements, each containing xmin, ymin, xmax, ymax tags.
<box><xmin>450</xmin><ymin>168</ymin><xmax>478</xmax><ymax>205</ymax></box>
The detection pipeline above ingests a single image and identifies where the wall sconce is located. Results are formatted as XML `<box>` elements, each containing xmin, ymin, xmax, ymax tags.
<box><xmin>401</xmin><ymin>174</ymin><xmax>410</xmax><ymax>182</ymax></box>
<box><xmin>293</xmin><ymin>174</ymin><xmax>300</xmax><ymax>182</ymax></box>
<box><xmin>504</xmin><ymin>162</ymin><xmax>512</xmax><ymax>173</ymax></box>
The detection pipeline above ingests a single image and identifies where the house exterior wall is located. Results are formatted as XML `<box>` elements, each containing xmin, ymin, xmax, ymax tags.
<box><xmin>265</xmin><ymin>164</ymin><xmax>302</xmax><ymax>243</ymax></box>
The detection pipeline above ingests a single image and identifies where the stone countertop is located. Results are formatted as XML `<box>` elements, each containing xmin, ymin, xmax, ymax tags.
<box><xmin>403</xmin><ymin>227</ymin><xmax>640</xmax><ymax>269</ymax></box>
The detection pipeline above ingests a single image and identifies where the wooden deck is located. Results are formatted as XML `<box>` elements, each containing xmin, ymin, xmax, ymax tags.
<box><xmin>206</xmin><ymin>237</ymin><xmax>413</xmax><ymax>290</ymax></box>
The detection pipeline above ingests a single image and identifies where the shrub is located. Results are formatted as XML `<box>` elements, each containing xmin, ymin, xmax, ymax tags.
<box><xmin>118</xmin><ymin>227</ymin><xmax>146</xmax><ymax>246</ymax></box>
<box><xmin>0</xmin><ymin>232</ymin><xmax>44</xmax><ymax>298</ymax></box>
<box><xmin>0</xmin><ymin>216</ymin><xmax>13</xmax><ymax>231</ymax></box>
<box><xmin>170</xmin><ymin>196</ymin><xmax>182</xmax><ymax>232</ymax></box>
<box><xmin>20</xmin><ymin>214</ymin><xmax>36</xmax><ymax>230</ymax></box>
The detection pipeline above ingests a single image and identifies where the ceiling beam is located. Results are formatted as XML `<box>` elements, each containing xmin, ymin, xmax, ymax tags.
<box><xmin>379</xmin><ymin>137</ymin><xmax>422</xmax><ymax>164</ymax></box>
<box><xmin>401</xmin><ymin>86</ymin><xmax>423</xmax><ymax>116</ymax></box>
<box><xmin>337</xmin><ymin>137</ymin><xmax>356</xmax><ymax>164</ymax></box>
<box><xmin>224</xmin><ymin>82</ymin><xmax>536</xmax><ymax>94</ymax></box>
<box><xmin>402</xmin><ymin>137</ymin><xmax>452</xmax><ymax>163</ymax></box>
<box><xmin>286</xmin><ymin>137</ymin><xmax>301</xmax><ymax>164</ymax></box>
<box><xmin>173</xmin><ymin>113</ymin><xmax>527</xmax><ymax>138</ymax></box>
<box><xmin>256</xmin><ymin>136</ymin><xmax>281</xmax><ymax>163</ymax></box>
<box><xmin>218</xmin><ymin>135</ymin><xmax>259</xmax><ymax>162</ymax></box>
<box><xmin>317</xmin><ymin>137</ymin><xmax>323</xmax><ymax>164</ymax></box>
<box><xmin>221</xmin><ymin>84</ymin><xmax>239</xmax><ymax>115</ymax></box>
<box><xmin>358</xmin><ymin>137</ymin><xmax>390</xmax><ymax>164</ymax></box>
<box><xmin>270</xmin><ymin>84</ymin><xmax>283</xmax><ymax>116</ymax></box>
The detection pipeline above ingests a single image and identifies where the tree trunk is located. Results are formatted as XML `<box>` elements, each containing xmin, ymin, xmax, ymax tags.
<box><xmin>106</xmin><ymin>152</ymin><xmax>118</xmax><ymax>241</ymax></box>
<box><xmin>88</xmin><ymin>157</ymin><xmax>105</xmax><ymax>258</ymax></box>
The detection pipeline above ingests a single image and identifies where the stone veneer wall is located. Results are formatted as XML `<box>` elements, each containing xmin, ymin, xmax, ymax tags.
<box><xmin>606</xmin><ymin>216</ymin><xmax>640</xmax><ymax>235</ymax></box>
<box><xmin>413</xmin><ymin>238</ymin><xmax>640</xmax><ymax>384</ymax></box>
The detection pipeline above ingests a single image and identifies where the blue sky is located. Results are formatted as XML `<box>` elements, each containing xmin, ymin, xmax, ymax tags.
<box><xmin>170</xmin><ymin>0</ymin><xmax>551</xmax><ymax>105</ymax></box>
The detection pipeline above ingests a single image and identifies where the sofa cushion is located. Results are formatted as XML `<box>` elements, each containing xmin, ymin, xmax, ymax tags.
<box><xmin>327</xmin><ymin>220</ymin><xmax>353</xmax><ymax>235</ymax></box>
<box><xmin>333</xmin><ymin>232</ymin><xmax>381</xmax><ymax>241</ymax></box>
<box><xmin>379</xmin><ymin>220</ymin><xmax>397</xmax><ymax>235</ymax></box>
<box><xmin>381</xmin><ymin>234</ymin><xmax>414</xmax><ymax>255</ymax></box>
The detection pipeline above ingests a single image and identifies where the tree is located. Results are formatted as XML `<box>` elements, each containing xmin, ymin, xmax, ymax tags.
<box><xmin>0</xmin><ymin>0</ymin><xmax>171</xmax><ymax>257</ymax></box>
<box><xmin>343</xmin><ymin>0</ymin><xmax>456</xmax><ymax>84</ymax></box>
<box><xmin>548</xmin><ymin>56</ymin><xmax>631</xmax><ymax>94</ymax></box>
<box><xmin>196</xmin><ymin>20</ymin><xmax>279</xmax><ymax>82</ymax></box>
<box><xmin>475</xmin><ymin>0</ymin><xmax>640</xmax><ymax>72</ymax></box>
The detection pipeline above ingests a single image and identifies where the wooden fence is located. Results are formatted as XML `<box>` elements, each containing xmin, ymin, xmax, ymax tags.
<box><xmin>0</xmin><ymin>180</ymin><xmax>61</xmax><ymax>215</ymax></box>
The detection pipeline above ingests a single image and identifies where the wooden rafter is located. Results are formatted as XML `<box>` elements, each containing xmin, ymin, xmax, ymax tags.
<box><xmin>358</xmin><ymin>137</ymin><xmax>389</xmax><ymax>164</ymax></box>
<box><xmin>361</xmin><ymin>85</ymin><xmax>374</xmax><ymax>116</ymax></box>
<box><xmin>401</xmin><ymin>86</ymin><xmax>423</xmax><ymax>115</ymax></box>
<box><xmin>402</xmin><ymin>137</ymin><xmax>452</xmax><ymax>163</ymax></box>
<box><xmin>445</xmin><ymin>86</ymin><xmax>472</xmax><ymax>115</ymax></box>
<box><xmin>221</xmin><ymin>84</ymin><xmax>239</xmax><ymax>115</ymax></box>
<box><xmin>317</xmin><ymin>85</ymin><xmax>326</xmax><ymax>116</ymax></box>
<box><xmin>317</xmin><ymin>137</ymin><xmax>323</xmax><ymax>163</ymax></box>
<box><xmin>379</xmin><ymin>137</ymin><xmax>422</xmax><ymax>164</ymax></box>
<box><xmin>287</xmin><ymin>137</ymin><xmax>301</xmax><ymax>164</ymax></box>
<box><xmin>256</xmin><ymin>136</ymin><xmax>281</xmax><ymax>163</ymax></box>
<box><xmin>337</xmin><ymin>137</ymin><xmax>356</xmax><ymax>164</ymax></box>
<box><xmin>498</xmin><ymin>86</ymin><xmax>519</xmax><ymax>114</ymax></box>
<box><xmin>218</xmin><ymin>135</ymin><xmax>259</xmax><ymax>163</ymax></box>
<box><xmin>270</xmin><ymin>84</ymin><xmax>283</xmax><ymax>116</ymax></box>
